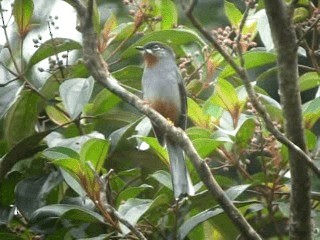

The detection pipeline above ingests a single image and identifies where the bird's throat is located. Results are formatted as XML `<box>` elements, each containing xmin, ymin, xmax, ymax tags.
<box><xmin>144</xmin><ymin>53</ymin><xmax>158</xmax><ymax>68</ymax></box>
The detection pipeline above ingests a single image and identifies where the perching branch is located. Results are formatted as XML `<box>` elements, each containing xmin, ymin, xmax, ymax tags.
<box><xmin>70</xmin><ymin>0</ymin><xmax>261</xmax><ymax>239</ymax></box>
<box><xmin>264</xmin><ymin>1</ymin><xmax>311</xmax><ymax>239</ymax></box>
<box><xmin>185</xmin><ymin>0</ymin><xmax>320</xmax><ymax>178</ymax></box>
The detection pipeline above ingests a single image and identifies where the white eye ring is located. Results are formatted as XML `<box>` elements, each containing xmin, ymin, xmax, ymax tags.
<box><xmin>153</xmin><ymin>45</ymin><xmax>161</xmax><ymax>51</ymax></box>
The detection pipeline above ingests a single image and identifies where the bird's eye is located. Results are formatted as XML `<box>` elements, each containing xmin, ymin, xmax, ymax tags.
<box><xmin>153</xmin><ymin>45</ymin><xmax>161</xmax><ymax>51</ymax></box>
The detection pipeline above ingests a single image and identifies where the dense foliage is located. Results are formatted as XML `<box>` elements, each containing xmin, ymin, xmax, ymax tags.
<box><xmin>0</xmin><ymin>0</ymin><xmax>320</xmax><ymax>239</ymax></box>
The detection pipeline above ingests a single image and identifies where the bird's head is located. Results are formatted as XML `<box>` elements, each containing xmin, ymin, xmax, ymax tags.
<box><xmin>136</xmin><ymin>41</ymin><xmax>175</xmax><ymax>67</ymax></box>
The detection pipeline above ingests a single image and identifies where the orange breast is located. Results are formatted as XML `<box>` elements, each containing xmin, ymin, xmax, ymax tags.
<box><xmin>151</xmin><ymin>100</ymin><xmax>180</xmax><ymax>125</ymax></box>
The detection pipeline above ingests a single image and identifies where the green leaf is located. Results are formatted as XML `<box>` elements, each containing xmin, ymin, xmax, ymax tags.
<box><xmin>28</xmin><ymin>38</ymin><xmax>82</xmax><ymax>67</ymax></box>
<box><xmin>149</xmin><ymin>170</ymin><xmax>172</xmax><ymax>190</ymax></box>
<box><xmin>43</xmin><ymin>146</ymin><xmax>80</xmax><ymax>161</ymax></box>
<box><xmin>225</xmin><ymin>184</ymin><xmax>251</xmax><ymax>200</ymax></box>
<box><xmin>224</xmin><ymin>1</ymin><xmax>243</xmax><ymax>27</ymax></box>
<box><xmin>0</xmin><ymin>129</ymin><xmax>53</xmax><ymax>178</ymax></box>
<box><xmin>13</xmin><ymin>0</ymin><xmax>34</xmax><ymax>38</ymax></box>
<box><xmin>59</xmin><ymin>77</ymin><xmax>94</xmax><ymax>119</ymax></box>
<box><xmin>0</xmin><ymin>82</ymin><xmax>22</xmax><ymax>119</ymax></box>
<box><xmin>116</xmin><ymin>184</ymin><xmax>153</xmax><ymax>207</ymax></box>
<box><xmin>136</xmin><ymin>136</ymin><xmax>168</xmax><ymax>165</ymax></box>
<box><xmin>210</xmin><ymin>78</ymin><xmax>240</xmax><ymax>113</ymax></box>
<box><xmin>303</xmin><ymin>97</ymin><xmax>320</xmax><ymax>128</ymax></box>
<box><xmin>30</xmin><ymin>204</ymin><xmax>104</xmax><ymax>232</ymax></box>
<box><xmin>186</xmin><ymin>127</ymin><xmax>212</xmax><ymax>140</ymax></box>
<box><xmin>157</xmin><ymin>0</ymin><xmax>178</xmax><ymax>29</ymax></box>
<box><xmin>299</xmin><ymin>72</ymin><xmax>320</xmax><ymax>92</ymax></box>
<box><xmin>15</xmin><ymin>172</ymin><xmax>62</xmax><ymax>219</ymax></box>
<box><xmin>121</xmin><ymin>28</ymin><xmax>206</xmax><ymax>59</ymax></box>
<box><xmin>178</xmin><ymin>208</ymin><xmax>224</xmax><ymax>239</ymax></box>
<box><xmin>235</xmin><ymin>117</ymin><xmax>255</xmax><ymax>148</ymax></box>
<box><xmin>4</xmin><ymin>90</ymin><xmax>41</xmax><ymax>148</ymax></box>
<box><xmin>80</xmin><ymin>138</ymin><xmax>110</xmax><ymax>173</ymax></box>
<box><xmin>220</xmin><ymin>51</ymin><xmax>277</xmax><ymax>78</ymax></box>
<box><xmin>188</xmin><ymin>98</ymin><xmax>212</xmax><ymax>129</ymax></box>
<box><xmin>118</xmin><ymin>198</ymin><xmax>153</xmax><ymax>235</ymax></box>
<box><xmin>87</xmin><ymin>89</ymin><xmax>121</xmax><ymax>116</ymax></box>
<box><xmin>111</xmin><ymin>65</ymin><xmax>143</xmax><ymax>89</ymax></box>
<box><xmin>52</xmin><ymin>158</ymin><xmax>82</xmax><ymax>178</ymax></box>
<box><xmin>192</xmin><ymin>139</ymin><xmax>221</xmax><ymax>158</ymax></box>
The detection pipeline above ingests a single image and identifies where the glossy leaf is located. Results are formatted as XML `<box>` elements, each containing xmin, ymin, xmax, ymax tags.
<box><xmin>15</xmin><ymin>172</ymin><xmax>62</xmax><ymax>219</ymax></box>
<box><xmin>118</xmin><ymin>198</ymin><xmax>153</xmax><ymax>235</ymax></box>
<box><xmin>121</xmin><ymin>29</ymin><xmax>206</xmax><ymax>59</ymax></box>
<box><xmin>51</xmin><ymin>158</ymin><xmax>82</xmax><ymax>178</ymax></box>
<box><xmin>157</xmin><ymin>0</ymin><xmax>178</xmax><ymax>29</ymax></box>
<box><xmin>178</xmin><ymin>208</ymin><xmax>223</xmax><ymax>239</ymax></box>
<box><xmin>299</xmin><ymin>72</ymin><xmax>320</xmax><ymax>92</ymax></box>
<box><xmin>87</xmin><ymin>89</ymin><xmax>121</xmax><ymax>116</ymax></box>
<box><xmin>13</xmin><ymin>0</ymin><xmax>34</xmax><ymax>38</ymax></box>
<box><xmin>225</xmin><ymin>184</ymin><xmax>251</xmax><ymax>200</ymax></box>
<box><xmin>28</xmin><ymin>38</ymin><xmax>82</xmax><ymax>67</ymax></box>
<box><xmin>0</xmin><ymin>82</ymin><xmax>22</xmax><ymax>119</ymax></box>
<box><xmin>220</xmin><ymin>51</ymin><xmax>277</xmax><ymax>78</ymax></box>
<box><xmin>0</xmin><ymin>129</ymin><xmax>53</xmax><ymax>178</ymax></box>
<box><xmin>116</xmin><ymin>184</ymin><xmax>153</xmax><ymax>207</ymax></box>
<box><xmin>59</xmin><ymin>77</ymin><xmax>94</xmax><ymax>119</ymax></box>
<box><xmin>192</xmin><ymin>138</ymin><xmax>221</xmax><ymax>158</ymax></box>
<box><xmin>80</xmin><ymin>138</ymin><xmax>110</xmax><ymax>173</ymax></box>
<box><xmin>149</xmin><ymin>170</ymin><xmax>173</xmax><ymax>190</ymax></box>
<box><xmin>188</xmin><ymin>98</ymin><xmax>212</xmax><ymax>129</ymax></box>
<box><xmin>4</xmin><ymin>90</ymin><xmax>41</xmax><ymax>148</ymax></box>
<box><xmin>224</xmin><ymin>1</ymin><xmax>242</xmax><ymax>27</ymax></box>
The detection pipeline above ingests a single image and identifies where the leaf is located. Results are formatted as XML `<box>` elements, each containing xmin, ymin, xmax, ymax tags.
<box><xmin>178</xmin><ymin>208</ymin><xmax>224</xmax><ymax>239</ymax></box>
<box><xmin>111</xmin><ymin>65</ymin><xmax>143</xmax><ymax>89</ymax></box>
<box><xmin>157</xmin><ymin>0</ymin><xmax>178</xmax><ymax>29</ymax></box>
<box><xmin>118</xmin><ymin>198</ymin><xmax>153</xmax><ymax>235</ymax></box>
<box><xmin>0</xmin><ymin>129</ymin><xmax>53</xmax><ymax>178</ymax></box>
<box><xmin>0</xmin><ymin>82</ymin><xmax>23</xmax><ymax>119</ymax></box>
<box><xmin>43</xmin><ymin>146</ymin><xmax>80</xmax><ymax>161</ymax></box>
<box><xmin>116</xmin><ymin>184</ymin><xmax>153</xmax><ymax>207</ymax></box>
<box><xmin>102</xmin><ymin>13</ymin><xmax>117</xmax><ymax>41</ymax></box>
<box><xmin>87</xmin><ymin>89</ymin><xmax>121</xmax><ymax>116</ymax></box>
<box><xmin>211</xmin><ymin>78</ymin><xmax>240</xmax><ymax>113</ymax></box>
<box><xmin>235</xmin><ymin>117</ymin><xmax>255</xmax><ymax>148</ymax></box>
<box><xmin>30</xmin><ymin>204</ymin><xmax>104</xmax><ymax>233</ymax></box>
<box><xmin>192</xmin><ymin>138</ymin><xmax>221</xmax><ymax>158</ymax></box>
<box><xmin>121</xmin><ymin>28</ymin><xmax>206</xmax><ymax>59</ymax></box>
<box><xmin>13</xmin><ymin>0</ymin><xmax>34</xmax><ymax>38</ymax></box>
<box><xmin>0</xmin><ymin>233</ymin><xmax>23</xmax><ymax>240</ymax></box>
<box><xmin>45</xmin><ymin>104</ymin><xmax>71</xmax><ymax>126</ymax></box>
<box><xmin>4</xmin><ymin>90</ymin><xmax>41</xmax><ymax>148</ymax></box>
<box><xmin>224</xmin><ymin>1</ymin><xmax>243</xmax><ymax>27</ymax></box>
<box><xmin>149</xmin><ymin>170</ymin><xmax>172</xmax><ymax>190</ymax></box>
<box><xmin>52</xmin><ymin>158</ymin><xmax>82</xmax><ymax>178</ymax></box>
<box><xmin>225</xmin><ymin>184</ymin><xmax>251</xmax><ymax>201</ymax></box>
<box><xmin>256</xmin><ymin>9</ymin><xmax>274</xmax><ymax>51</ymax></box>
<box><xmin>80</xmin><ymin>138</ymin><xmax>110</xmax><ymax>173</ymax></box>
<box><xmin>28</xmin><ymin>38</ymin><xmax>82</xmax><ymax>67</ymax></box>
<box><xmin>188</xmin><ymin>98</ymin><xmax>212</xmax><ymax>128</ymax></box>
<box><xmin>220</xmin><ymin>51</ymin><xmax>277</xmax><ymax>78</ymax></box>
<box><xmin>299</xmin><ymin>72</ymin><xmax>320</xmax><ymax>92</ymax></box>
<box><xmin>59</xmin><ymin>77</ymin><xmax>94</xmax><ymax>119</ymax></box>
<box><xmin>186</xmin><ymin>127</ymin><xmax>212</xmax><ymax>140</ymax></box>
<box><xmin>15</xmin><ymin>172</ymin><xmax>62</xmax><ymax>219</ymax></box>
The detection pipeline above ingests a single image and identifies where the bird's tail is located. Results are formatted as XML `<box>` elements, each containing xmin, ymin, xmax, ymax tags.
<box><xmin>166</xmin><ymin>140</ymin><xmax>194</xmax><ymax>199</ymax></box>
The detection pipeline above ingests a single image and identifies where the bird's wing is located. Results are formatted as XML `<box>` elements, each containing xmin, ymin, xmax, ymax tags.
<box><xmin>176</xmin><ymin>68</ymin><xmax>187</xmax><ymax>130</ymax></box>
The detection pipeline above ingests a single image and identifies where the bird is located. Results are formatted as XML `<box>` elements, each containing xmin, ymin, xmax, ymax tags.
<box><xmin>136</xmin><ymin>41</ymin><xmax>194</xmax><ymax>199</ymax></box>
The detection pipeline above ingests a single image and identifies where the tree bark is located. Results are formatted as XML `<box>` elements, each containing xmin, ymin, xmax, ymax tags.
<box><xmin>264</xmin><ymin>1</ymin><xmax>311</xmax><ymax>239</ymax></box>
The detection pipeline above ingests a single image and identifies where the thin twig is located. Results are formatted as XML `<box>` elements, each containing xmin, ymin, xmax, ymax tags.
<box><xmin>185</xmin><ymin>0</ymin><xmax>320</xmax><ymax>178</ymax></box>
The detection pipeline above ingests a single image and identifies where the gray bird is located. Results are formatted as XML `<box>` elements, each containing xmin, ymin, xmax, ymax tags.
<box><xmin>136</xmin><ymin>41</ymin><xmax>194</xmax><ymax>199</ymax></box>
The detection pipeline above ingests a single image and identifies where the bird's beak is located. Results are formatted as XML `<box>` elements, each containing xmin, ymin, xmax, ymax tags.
<box><xmin>135</xmin><ymin>46</ymin><xmax>144</xmax><ymax>51</ymax></box>
<box><xmin>136</xmin><ymin>46</ymin><xmax>153</xmax><ymax>54</ymax></box>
